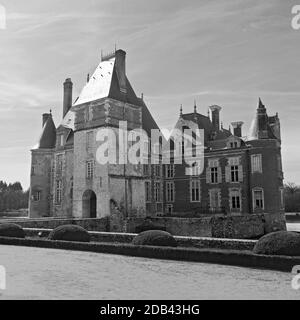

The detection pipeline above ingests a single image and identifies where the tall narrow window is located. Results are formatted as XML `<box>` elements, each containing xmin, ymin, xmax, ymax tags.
<box><xmin>165</xmin><ymin>164</ymin><xmax>175</xmax><ymax>178</ymax></box>
<box><xmin>231</xmin><ymin>165</ymin><xmax>239</xmax><ymax>182</ymax></box>
<box><xmin>211</xmin><ymin>167</ymin><xmax>218</xmax><ymax>183</ymax></box>
<box><xmin>59</xmin><ymin>134</ymin><xmax>64</xmax><ymax>147</ymax></box>
<box><xmin>86</xmin><ymin>160</ymin><xmax>94</xmax><ymax>179</ymax></box>
<box><xmin>86</xmin><ymin>131</ymin><xmax>94</xmax><ymax>151</ymax></box>
<box><xmin>56</xmin><ymin>154</ymin><xmax>63</xmax><ymax>174</ymax></box>
<box><xmin>209</xmin><ymin>189</ymin><xmax>221</xmax><ymax>211</ymax></box>
<box><xmin>55</xmin><ymin>180</ymin><xmax>62</xmax><ymax>204</ymax></box>
<box><xmin>154</xmin><ymin>181</ymin><xmax>162</xmax><ymax>202</ymax></box>
<box><xmin>251</xmin><ymin>154</ymin><xmax>262</xmax><ymax>173</ymax></box>
<box><xmin>253</xmin><ymin>188</ymin><xmax>264</xmax><ymax>210</ymax></box>
<box><xmin>279</xmin><ymin>187</ymin><xmax>284</xmax><ymax>209</ymax></box>
<box><xmin>190</xmin><ymin>179</ymin><xmax>200</xmax><ymax>202</ymax></box>
<box><xmin>166</xmin><ymin>181</ymin><xmax>175</xmax><ymax>202</ymax></box>
<box><xmin>229</xmin><ymin>189</ymin><xmax>241</xmax><ymax>211</ymax></box>
<box><xmin>145</xmin><ymin>181</ymin><xmax>151</xmax><ymax>202</ymax></box>
<box><xmin>155</xmin><ymin>165</ymin><xmax>161</xmax><ymax>177</ymax></box>
<box><xmin>207</xmin><ymin>159</ymin><xmax>221</xmax><ymax>184</ymax></box>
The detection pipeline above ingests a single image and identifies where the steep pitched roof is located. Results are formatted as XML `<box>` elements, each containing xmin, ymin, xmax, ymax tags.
<box><xmin>247</xmin><ymin>99</ymin><xmax>277</xmax><ymax>141</ymax></box>
<box><xmin>36</xmin><ymin>115</ymin><xmax>56</xmax><ymax>149</ymax></box>
<box><xmin>74</xmin><ymin>58</ymin><xmax>115</xmax><ymax>106</ymax></box>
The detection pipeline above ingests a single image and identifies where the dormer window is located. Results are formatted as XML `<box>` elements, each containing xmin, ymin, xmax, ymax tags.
<box><xmin>227</xmin><ymin>137</ymin><xmax>241</xmax><ymax>149</ymax></box>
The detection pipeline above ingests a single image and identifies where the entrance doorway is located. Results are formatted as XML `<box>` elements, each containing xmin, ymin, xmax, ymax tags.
<box><xmin>82</xmin><ymin>190</ymin><xmax>97</xmax><ymax>218</ymax></box>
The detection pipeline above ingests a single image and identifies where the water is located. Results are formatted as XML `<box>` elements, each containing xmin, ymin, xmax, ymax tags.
<box><xmin>0</xmin><ymin>245</ymin><xmax>299</xmax><ymax>299</ymax></box>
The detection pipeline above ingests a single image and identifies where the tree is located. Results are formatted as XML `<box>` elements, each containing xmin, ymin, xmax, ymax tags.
<box><xmin>0</xmin><ymin>180</ymin><xmax>28</xmax><ymax>213</ymax></box>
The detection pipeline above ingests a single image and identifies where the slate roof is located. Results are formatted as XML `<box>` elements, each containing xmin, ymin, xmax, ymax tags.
<box><xmin>36</xmin><ymin>114</ymin><xmax>56</xmax><ymax>149</ymax></box>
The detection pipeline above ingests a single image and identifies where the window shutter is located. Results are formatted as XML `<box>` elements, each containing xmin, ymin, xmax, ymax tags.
<box><xmin>217</xmin><ymin>167</ymin><xmax>222</xmax><ymax>183</ymax></box>
<box><xmin>206</xmin><ymin>168</ymin><xmax>211</xmax><ymax>183</ymax></box>
<box><xmin>225</xmin><ymin>166</ymin><xmax>230</xmax><ymax>182</ymax></box>
<box><xmin>238</xmin><ymin>165</ymin><xmax>243</xmax><ymax>182</ymax></box>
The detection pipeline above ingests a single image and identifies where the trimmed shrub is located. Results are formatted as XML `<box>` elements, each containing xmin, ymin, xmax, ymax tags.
<box><xmin>253</xmin><ymin>231</ymin><xmax>300</xmax><ymax>256</ymax></box>
<box><xmin>132</xmin><ymin>230</ymin><xmax>177</xmax><ymax>247</ymax></box>
<box><xmin>48</xmin><ymin>225</ymin><xmax>90</xmax><ymax>242</ymax></box>
<box><xmin>135</xmin><ymin>219</ymin><xmax>166</xmax><ymax>233</ymax></box>
<box><xmin>0</xmin><ymin>223</ymin><xmax>25</xmax><ymax>238</ymax></box>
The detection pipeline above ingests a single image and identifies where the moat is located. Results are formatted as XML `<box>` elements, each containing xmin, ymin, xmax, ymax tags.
<box><xmin>0</xmin><ymin>245</ymin><xmax>299</xmax><ymax>300</ymax></box>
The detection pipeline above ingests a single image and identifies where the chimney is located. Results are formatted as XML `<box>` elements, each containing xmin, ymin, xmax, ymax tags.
<box><xmin>231</xmin><ymin>121</ymin><xmax>244</xmax><ymax>137</ymax></box>
<box><xmin>115</xmin><ymin>49</ymin><xmax>127</xmax><ymax>94</ymax></box>
<box><xmin>63</xmin><ymin>78</ymin><xmax>73</xmax><ymax>118</ymax></box>
<box><xmin>209</xmin><ymin>105</ymin><xmax>222</xmax><ymax>131</ymax></box>
<box><xmin>42</xmin><ymin>113</ymin><xmax>50</xmax><ymax>127</ymax></box>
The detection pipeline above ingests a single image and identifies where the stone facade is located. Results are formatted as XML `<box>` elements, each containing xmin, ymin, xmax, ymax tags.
<box><xmin>29</xmin><ymin>49</ymin><xmax>286</xmax><ymax>237</ymax></box>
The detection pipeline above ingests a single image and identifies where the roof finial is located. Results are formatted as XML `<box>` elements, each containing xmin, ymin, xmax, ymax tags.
<box><xmin>87</xmin><ymin>73</ymin><xmax>90</xmax><ymax>83</ymax></box>
<box><xmin>180</xmin><ymin>104</ymin><xmax>183</xmax><ymax>117</ymax></box>
<box><xmin>115</xmin><ymin>43</ymin><xmax>117</xmax><ymax>52</ymax></box>
<box><xmin>141</xmin><ymin>93</ymin><xmax>144</xmax><ymax>100</ymax></box>
<box><xmin>194</xmin><ymin>99</ymin><xmax>197</xmax><ymax>113</ymax></box>
<box><xmin>50</xmin><ymin>109</ymin><xmax>52</xmax><ymax>115</ymax></box>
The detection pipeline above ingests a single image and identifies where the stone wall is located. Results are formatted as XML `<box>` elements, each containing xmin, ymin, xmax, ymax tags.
<box><xmin>7</xmin><ymin>217</ymin><xmax>109</xmax><ymax>232</ymax></box>
<box><xmin>125</xmin><ymin>216</ymin><xmax>212</xmax><ymax>237</ymax></box>
<box><xmin>125</xmin><ymin>212</ymin><xmax>286</xmax><ymax>239</ymax></box>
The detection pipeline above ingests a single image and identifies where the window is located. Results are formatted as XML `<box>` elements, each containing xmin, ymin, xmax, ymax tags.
<box><xmin>279</xmin><ymin>188</ymin><xmax>284</xmax><ymax>209</ymax></box>
<box><xmin>33</xmin><ymin>191</ymin><xmax>41</xmax><ymax>202</ymax></box>
<box><xmin>155</xmin><ymin>165</ymin><xmax>161</xmax><ymax>177</ymax></box>
<box><xmin>56</xmin><ymin>154</ymin><xmax>63</xmax><ymax>173</ymax></box>
<box><xmin>87</xmin><ymin>131</ymin><xmax>94</xmax><ymax>151</ymax></box>
<box><xmin>253</xmin><ymin>188</ymin><xmax>264</xmax><ymax>210</ymax></box>
<box><xmin>145</xmin><ymin>181</ymin><xmax>151</xmax><ymax>202</ymax></box>
<box><xmin>231</xmin><ymin>165</ymin><xmax>239</xmax><ymax>182</ymax></box>
<box><xmin>59</xmin><ymin>134</ymin><xmax>64</xmax><ymax>147</ymax></box>
<box><xmin>165</xmin><ymin>164</ymin><xmax>175</xmax><ymax>178</ymax></box>
<box><xmin>229</xmin><ymin>189</ymin><xmax>241</xmax><ymax>211</ymax></box>
<box><xmin>154</xmin><ymin>181</ymin><xmax>162</xmax><ymax>202</ymax></box>
<box><xmin>190</xmin><ymin>179</ymin><xmax>200</xmax><ymax>202</ymax></box>
<box><xmin>207</xmin><ymin>159</ymin><xmax>221</xmax><ymax>184</ymax></box>
<box><xmin>251</xmin><ymin>154</ymin><xmax>262</xmax><ymax>173</ymax></box>
<box><xmin>86</xmin><ymin>160</ymin><xmax>94</xmax><ymax>179</ymax></box>
<box><xmin>165</xmin><ymin>204</ymin><xmax>173</xmax><ymax>214</ymax></box>
<box><xmin>55</xmin><ymin>180</ymin><xmax>62</xmax><ymax>204</ymax></box>
<box><xmin>143</xmin><ymin>164</ymin><xmax>151</xmax><ymax>176</ymax></box>
<box><xmin>209</xmin><ymin>189</ymin><xmax>221</xmax><ymax>211</ymax></box>
<box><xmin>70</xmin><ymin>180</ymin><xmax>73</xmax><ymax>200</ymax></box>
<box><xmin>211</xmin><ymin>167</ymin><xmax>218</xmax><ymax>183</ymax></box>
<box><xmin>166</xmin><ymin>181</ymin><xmax>175</xmax><ymax>202</ymax></box>
<box><xmin>226</xmin><ymin>157</ymin><xmax>242</xmax><ymax>183</ymax></box>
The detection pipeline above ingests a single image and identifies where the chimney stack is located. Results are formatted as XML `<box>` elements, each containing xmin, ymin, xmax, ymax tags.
<box><xmin>115</xmin><ymin>50</ymin><xmax>127</xmax><ymax>94</ymax></box>
<box><xmin>209</xmin><ymin>105</ymin><xmax>222</xmax><ymax>131</ymax></box>
<box><xmin>63</xmin><ymin>78</ymin><xmax>73</xmax><ymax>118</ymax></box>
<box><xmin>231</xmin><ymin>121</ymin><xmax>244</xmax><ymax>137</ymax></box>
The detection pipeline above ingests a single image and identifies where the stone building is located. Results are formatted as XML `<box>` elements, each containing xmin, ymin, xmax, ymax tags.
<box><xmin>162</xmin><ymin>99</ymin><xmax>284</xmax><ymax>216</ymax></box>
<box><xmin>29</xmin><ymin>49</ymin><xmax>284</xmax><ymax>223</ymax></box>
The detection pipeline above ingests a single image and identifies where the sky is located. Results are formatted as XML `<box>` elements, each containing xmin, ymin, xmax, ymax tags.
<box><xmin>0</xmin><ymin>0</ymin><xmax>299</xmax><ymax>189</ymax></box>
